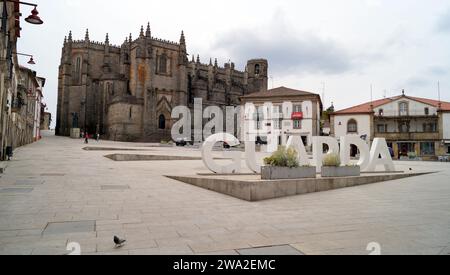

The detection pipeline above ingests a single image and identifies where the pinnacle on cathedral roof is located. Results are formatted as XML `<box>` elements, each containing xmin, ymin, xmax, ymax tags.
<box><xmin>180</xmin><ymin>30</ymin><xmax>185</xmax><ymax>44</ymax></box>
<box><xmin>140</xmin><ymin>25</ymin><xmax>144</xmax><ymax>37</ymax></box>
<box><xmin>105</xmin><ymin>33</ymin><xmax>109</xmax><ymax>44</ymax></box>
<box><xmin>68</xmin><ymin>30</ymin><xmax>72</xmax><ymax>42</ymax></box>
<box><xmin>196</xmin><ymin>55</ymin><xmax>200</xmax><ymax>63</ymax></box>
<box><xmin>129</xmin><ymin>33</ymin><xmax>132</xmax><ymax>43</ymax></box>
<box><xmin>85</xmin><ymin>29</ymin><xmax>89</xmax><ymax>41</ymax></box>
<box><xmin>146</xmin><ymin>22</ymin><xmax>151</xmax><ymax>37</ymax></box>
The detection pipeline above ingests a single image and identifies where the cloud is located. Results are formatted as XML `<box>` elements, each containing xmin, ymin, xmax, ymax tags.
<box><xmin>404</xmin><ymin>65</ymin><xmax>450</xmax><ymax>90</ymax></box>
<box><xmin>436</xmin><ymin>9</ymin><xmax>450</xmax><ymax>32</ymax></box>
<box><xmin>406</xmin><ymin>76</ymin><xmax>430</xmax><ymax>88</ymax></box>
<box><xmin>364</xmin><ymin>0</ymin><xmax>382</xmax><ymax>8</ymax></box>
<box><xmin>209</xmin><ymin>11</ymin><xmax>354</xmax><ymax>76</ymax></box>
<box><xmin>428</xmin><ymin>66</ymin><xmax>449</xmax><ymax>76</ymax></box>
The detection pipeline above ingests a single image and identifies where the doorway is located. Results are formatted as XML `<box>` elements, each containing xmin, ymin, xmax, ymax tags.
<box><xmin>397</xmin><ymin>142</ymin><xmax>415</xmax><ymax>158</ymax></box>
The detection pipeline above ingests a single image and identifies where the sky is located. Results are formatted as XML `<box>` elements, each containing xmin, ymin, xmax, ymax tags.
<box><xmin>17</xmin><ymin>0</ymin><xmax>450</xmax><ymax>127</ymax></box>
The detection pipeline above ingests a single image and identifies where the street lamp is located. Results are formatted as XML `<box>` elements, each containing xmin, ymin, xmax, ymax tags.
<box><xmin>13</xmin><ymin>52</ymin><xmax>36</xmax><ymax>64</ymax></box>
<box><xmin>2</xmin><ymin>0</ymin><xmax>44</xmax><ymax>25</ymax></box>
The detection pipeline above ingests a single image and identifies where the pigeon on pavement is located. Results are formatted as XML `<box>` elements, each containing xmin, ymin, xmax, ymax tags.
<box><xmin>114</xmin><ymin>236</ymin><xmax>126</xmax><ymax>248</ymax></box>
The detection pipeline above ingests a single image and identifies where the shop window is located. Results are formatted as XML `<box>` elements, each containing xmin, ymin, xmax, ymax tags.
<box><xmin>420</xmin><ymin>142</ymin><xmax>435</xmax><ymax>156</ymax></box>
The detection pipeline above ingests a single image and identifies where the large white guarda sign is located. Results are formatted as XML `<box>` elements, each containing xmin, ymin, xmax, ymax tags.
<box><xmin>201</xmin><ymin>133</ymin><xmax>395</xmax><ymax>174</ymax></box>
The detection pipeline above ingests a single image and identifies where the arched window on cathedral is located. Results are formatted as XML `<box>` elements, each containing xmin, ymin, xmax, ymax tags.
<box><xmin>159</xmin><ymin>54</ymin><xmax>168</xmax><ymax>74</ymax></box>
<box><xmin>159</xmin><ymin>114</ymin><xmax>166</xmax><ymax>130</ymax></box>
<box><xmin>76</xmin><ymin>57</ymin><xmax>81</xmax><ymax>74</ymax></box>
<box><xmin>255</xmin><ymin>64</ymin><xmax>260</xmax><ymax>76</ymax></box>
<box><xmin>126</xmin><ymin>80</ymin><xmax>132</xmax><ymax>95</ymax></box>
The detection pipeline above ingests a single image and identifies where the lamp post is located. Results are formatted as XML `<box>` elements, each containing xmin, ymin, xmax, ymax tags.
<box><xmin>13</xmin><ymin>52</ymin><xmax>35</xmax><ymax>64</ymax></box>
<box><xmin>1</xmin><ymin>0</ymin><xmax>44</xmax><ymax>25</ymax></box>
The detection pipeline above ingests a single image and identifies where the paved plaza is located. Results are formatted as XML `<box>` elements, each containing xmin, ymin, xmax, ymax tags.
<box><xmin>0</xmin><ymin>131</ymin><xmax>449</xmax><ymax>255</ymax></box>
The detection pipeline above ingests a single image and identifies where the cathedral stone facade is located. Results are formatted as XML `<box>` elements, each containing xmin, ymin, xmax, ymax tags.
<box><xmin>56</xmin><ymin>24</ymin><xmax>268</xmax><ymax>141</ymax></box>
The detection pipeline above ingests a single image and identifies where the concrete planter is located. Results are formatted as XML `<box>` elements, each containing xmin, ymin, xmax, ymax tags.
<box><xmin>321</xmin><ymin>166</ymin><xmax>360</xmax><ymax>178</ymax></box>
<box><xmin>261</xmin><ymin>166</ymin><xmax>317</xmax><ymax>180</ymax></box>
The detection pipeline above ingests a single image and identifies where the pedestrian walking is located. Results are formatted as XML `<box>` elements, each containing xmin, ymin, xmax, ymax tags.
<box><xmin>84</xmin><ymin>133</ymin><xmax>89</xmax><ymax>144</ymax></box>
<box><xmin>5</xmin><ymin>146</ymin><xmax>13</xmax><ymax>161</ymax></box>
<box><xmin>96</xmin><ymin>133</ymin><xmax>100</xmax><ymax>142</ymax></box>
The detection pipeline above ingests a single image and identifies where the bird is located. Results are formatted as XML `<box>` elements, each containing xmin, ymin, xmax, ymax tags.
<box><xmin>114</xmin><ymin>236</ymin><xmax>126</xmax><ymax>248</ymax></box>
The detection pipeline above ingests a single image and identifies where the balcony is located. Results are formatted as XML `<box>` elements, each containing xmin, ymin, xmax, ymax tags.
<box><xmin>374</xmin><ymin>132</ymin><xmax>440</xmax><ymax>141</ymax></box>
<box><xmin>375</xmin><ymin>111</ymin><xmax>438</xmax><ymax>119</ymax></box>
<box><xmin>11</xmin><ymin>100</ymin><xmax>22</xmax><ymax>113</ymax></box>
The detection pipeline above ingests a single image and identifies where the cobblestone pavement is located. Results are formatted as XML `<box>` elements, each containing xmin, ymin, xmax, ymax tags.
<box><xmin>0</xmin><ymin>131</ymin><xmax>449</xmax><ymax>255</ymax></box>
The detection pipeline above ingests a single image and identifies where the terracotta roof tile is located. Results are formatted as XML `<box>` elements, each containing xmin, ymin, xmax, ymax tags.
<box><xmin>241</xmin><ymin>86</ymin><xmax>319</xmax><ymax>99</ymax></box>
<box><xmin>334</xmin><ymin>95</ymin><xmax>450</xmax><ymax>114</ymax></box>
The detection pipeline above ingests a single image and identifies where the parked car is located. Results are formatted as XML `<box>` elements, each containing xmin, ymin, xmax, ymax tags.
<box><xmin>256</xmin><ymin>137</ymin><xmax>268</xmax><ymax>145</ymax></box>
<box><xmin>175</xmin><ymin>138</ymin><xmax>188</xmax><ymax>147</ymax></box>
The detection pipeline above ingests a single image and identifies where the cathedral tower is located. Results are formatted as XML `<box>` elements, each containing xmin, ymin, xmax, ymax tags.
<box><xmin>246</xmin><ymin>59</ymin><xmax>268</xmax><ymax>94</ymax></box>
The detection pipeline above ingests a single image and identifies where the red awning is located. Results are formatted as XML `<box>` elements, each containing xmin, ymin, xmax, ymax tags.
<box><xmin>292</xmin><ymin>112</ymin><xmax>304</xmax><ymax>120</ymax></box>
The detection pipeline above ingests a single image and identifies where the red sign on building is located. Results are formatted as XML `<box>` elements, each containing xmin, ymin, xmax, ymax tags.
<box><xmin>291</xmin><ymin>112</ymin><xmax>304</xmax><ymax>120</ymax></box>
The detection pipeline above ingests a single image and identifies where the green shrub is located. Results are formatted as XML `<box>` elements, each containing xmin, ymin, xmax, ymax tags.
<box><xmin>322</xmin><ymin>153</ymin><xmax>341</xmax><ymax>167</ymax></box>
<box><xmin>264</xmin><ymin>146</ymin><xmax>299</xmax><ymax>168</ymax></box>
<box><xmin>160</xmin><ymin>140</ymin><xmax>168</xmax><ymax>144</ymax></box>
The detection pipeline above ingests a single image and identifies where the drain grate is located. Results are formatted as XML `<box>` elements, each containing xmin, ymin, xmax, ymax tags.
<box><xmin>15</xmin><ymin>179</ymin><xmax>45</xmax><ymax>186</ymax></box>
<box><xmin>0</xmin><ymin>188</ymin><xmax>34</xmax><ymax>194</ymax></box>
<box><xmin>43</xmin><ymin>221</ymin><xmax>96</xmax><ymax>235</ymax></box>
<box><xmin>101</xmin><ymin>185</ymin><xmax>130</xmax><ymax>190</ymax></box>
<box><xmin>237</xmin><ymin>245</ymin><xmax>304</xmax><ymax>255</ymax></box>
<box><xmin>40</xmin><ymin>173</ymin><xmax>65</xmax><ymax>177</ymax></box>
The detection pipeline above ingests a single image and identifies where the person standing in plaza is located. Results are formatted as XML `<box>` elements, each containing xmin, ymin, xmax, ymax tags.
<box><xmin>84</xmin><ymin>132</ymin><xmax>89</xmax><ymax>144</ymax></box>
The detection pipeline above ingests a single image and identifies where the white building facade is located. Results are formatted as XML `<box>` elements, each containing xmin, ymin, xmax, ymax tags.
<box><xmin>240</xmin><ymin>87</ymin><xmax>322</xmax><ymax>150</ymax></box>
<box><xmin>331</xmin><ymin>92</ymin><xmax>450</xmax><ymax>160</ymax></box>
